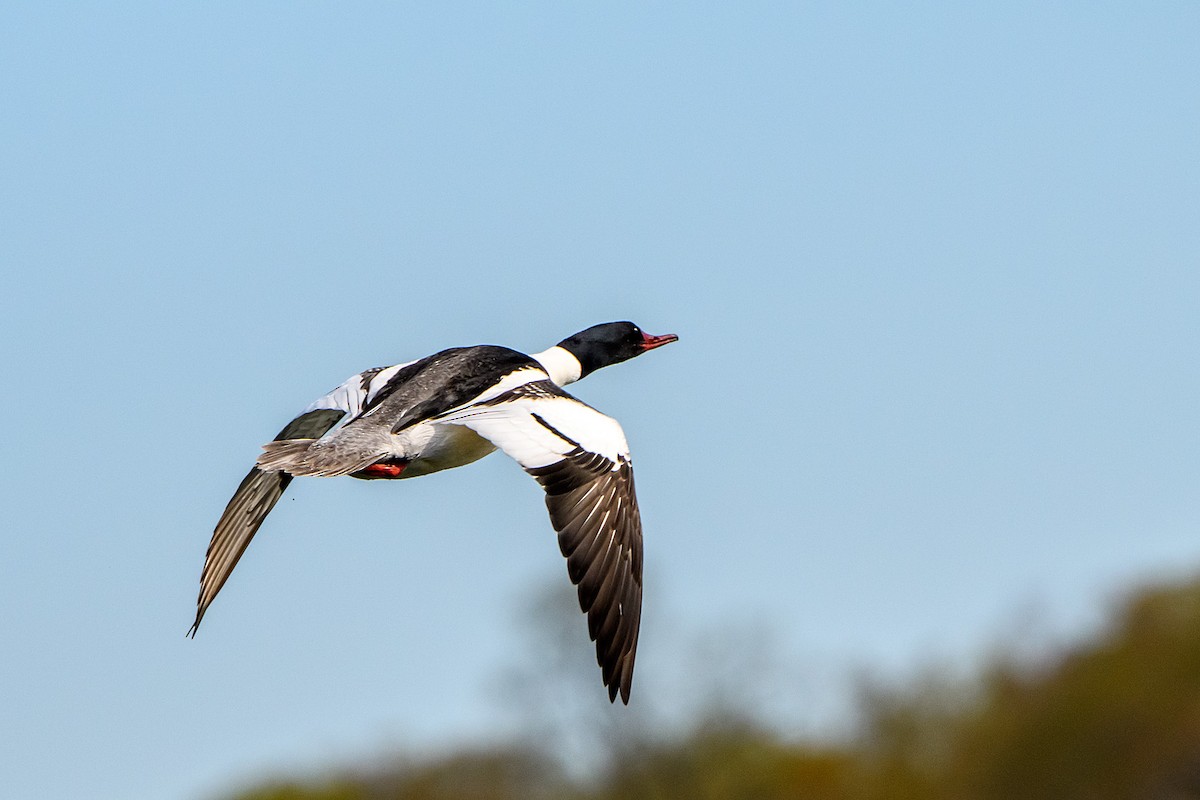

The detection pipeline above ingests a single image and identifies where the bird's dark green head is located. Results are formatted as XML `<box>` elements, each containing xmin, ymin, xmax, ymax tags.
<box><xmin>557</xmin><ymin>321</ymin><xmax>679</xmax><ymax>378</ymax></box>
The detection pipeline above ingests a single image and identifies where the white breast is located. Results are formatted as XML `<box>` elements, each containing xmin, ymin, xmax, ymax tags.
<box><xmin>397</xmin><ymin>422</ymin><xmax>498</xmax><ymax>477</ymax></box>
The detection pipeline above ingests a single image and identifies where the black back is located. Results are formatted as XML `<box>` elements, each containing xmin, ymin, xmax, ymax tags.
<box><xmin>360</xmin><ymin>345</ymin><xmax>539</xmax><ymax>432</ymax></box>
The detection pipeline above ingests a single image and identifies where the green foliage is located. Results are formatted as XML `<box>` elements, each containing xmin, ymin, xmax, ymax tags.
<box><xmin>223</xmin><ymin>573</ymin><xmax>1200</xmax><ymax>800</ymax></box>
<box><xmin>603</xmin><ymin>717</ymin><xmax>858</xmax><ymax>800</ymax></box>
<box><xmin>850</xmin><ymin>575</ymin><xmax>1200</xmax><ymax>800</ymax></box>
<box><xmin>234</xmin><ymin>781</ymin><xmax>364</xmax><ymax>800</ymax></box>
<box><xmin>376</xmin><ymin>749</ymin><xmax>570</xmax><ymax>800</ymax></box>
<box><xmin>231</xmin><ymin>747</ymin><xmax>570</xmax><ymax>800</ymax></box>
<box><xmin>945</xmin><ymin>580</ymin><xmax>1200</xmax><ymax>800</ymax></box>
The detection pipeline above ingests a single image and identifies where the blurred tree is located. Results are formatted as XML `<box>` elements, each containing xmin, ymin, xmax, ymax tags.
<box><xmin>361</xmin><ymin>747</ymin><xmax>571</xmax><ymax>800</ymax></box>
<box><xmin>221</xmin><ymin>572</ymin><xmax>1200</xmax><ymax>800</ymax></box>
<box><xmin>853</xmin><ymin>670</ymin><xmax>969</xmax><ymax>800</ymax></box>
<box><xmin>943</xmin><ymin>577</ymin><xmax>1200</xmax><ymax>800</ymax></box>
<box><xmin>849</xmin><ymin>573</ymin><xmax>1200</xmax><ymax>800</ymax></box>
<box><xmin>234</xmin><ymin>780</ymin><xmax>364</xmax><ymax>800</ymax></box>
<box><xmin>231</xmin><ymin>746</ymin><xmax>570</xmax><ymax>800</ymax></box>
<box><xmin>602</xmin><ymin>716</ymin><xmax>858</xmax><ymax>800</ymax></box>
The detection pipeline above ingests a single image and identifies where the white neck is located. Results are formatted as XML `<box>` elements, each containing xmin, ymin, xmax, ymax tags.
<box><xmin>531</xmin><ymin>345</ymin><xmax>583</xmax><ymax>386</ymax></box>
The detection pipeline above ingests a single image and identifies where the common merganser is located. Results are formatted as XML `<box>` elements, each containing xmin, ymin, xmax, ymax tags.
<box><xmin>190</xmin><ymin>321</ymin><xmax>678</xmax><ymax>703</ymax></box>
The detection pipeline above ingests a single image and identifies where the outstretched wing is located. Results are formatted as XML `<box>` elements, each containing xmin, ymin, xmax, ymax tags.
<box><xmin>189</xmin><ymin>408</ymin><xmax>346</xmax><ymax>636</ymax></box>
<box><xmin>191</xmin><ymin>358</ymin><xmax>424</xmax><ymax>635</ymax></box>
<box><xmin>433</xmin><ymin>380</ymin><xmax>644</xmax><ymax>703</ymax></box>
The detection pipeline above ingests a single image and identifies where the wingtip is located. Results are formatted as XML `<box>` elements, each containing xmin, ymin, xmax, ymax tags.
<box><xmin>605</xmin><ymin>672</ymin><xmax>633</xmax><ymax>704</ymax></box>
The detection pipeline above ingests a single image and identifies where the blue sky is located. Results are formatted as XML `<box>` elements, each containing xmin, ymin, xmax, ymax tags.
<box><xmin>2</xmin><ymin>3</ymin><xmax>1198</xmax><ymax>798</ymax></box>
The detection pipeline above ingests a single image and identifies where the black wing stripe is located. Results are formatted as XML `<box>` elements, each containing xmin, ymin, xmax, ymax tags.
<box><xmin>475</xmin><ymin>379</ymin><xmax>563</xmax><ymax>408</ymax></box>
<box><xmin>530</xmin><ymin>412</ymin><xmax>584</xmax><ymax>450</ymax></box>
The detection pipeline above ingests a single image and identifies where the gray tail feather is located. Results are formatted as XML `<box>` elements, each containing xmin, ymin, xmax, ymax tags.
<box><xmin>257</xmin><ymin>438</ymin><xmax>386</xmax><ymax>478</ymax></box>
<box><xmin>256</xmin><ymin>439</ymin><xmax>317</xmax><ymax>472</ymax></box>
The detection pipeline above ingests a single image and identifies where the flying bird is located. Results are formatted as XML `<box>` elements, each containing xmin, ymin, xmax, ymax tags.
<box><xmin>190</xmin><ymin>321</ymin><xmax>678</xmax><ymax>703</ymax></box>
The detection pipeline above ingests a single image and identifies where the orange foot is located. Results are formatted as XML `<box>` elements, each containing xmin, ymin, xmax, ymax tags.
<box><xmin>360</xmin><ymin>462</ymin><xmax>406</xmax><ymax>478</ymax></box>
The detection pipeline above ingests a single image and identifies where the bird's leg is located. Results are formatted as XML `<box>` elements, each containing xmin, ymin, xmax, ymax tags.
<box><xmin>353</xmin><ymin>460</ymin><xmax>409</xmax><ymax>480</ymax></box>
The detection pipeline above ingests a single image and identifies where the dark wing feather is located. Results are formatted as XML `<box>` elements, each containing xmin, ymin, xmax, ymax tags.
<box><xmin>189</xmin><ymin>408</ymin><xmax>345</xmax><ymax>635</ymax></box>
<box><xmin>429</xmin><ymin>379</ymin><xmax>646</xmax><ymax>703</ymax></box>
<box><xmin>528</xmin><ymin>450</ymin><xmax>643</xmax><ymax>704</ymax></box>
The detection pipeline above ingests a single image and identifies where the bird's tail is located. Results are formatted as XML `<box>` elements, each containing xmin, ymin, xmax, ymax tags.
<box><xmin>256</xmin><ymin>439</ymin><xmax>316</xmax><ymax>472</ymax></box>
<box><xmin>257</xmin><ymin>438</ymin><xmax>388</xmax><ymax>477</ymax></box>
